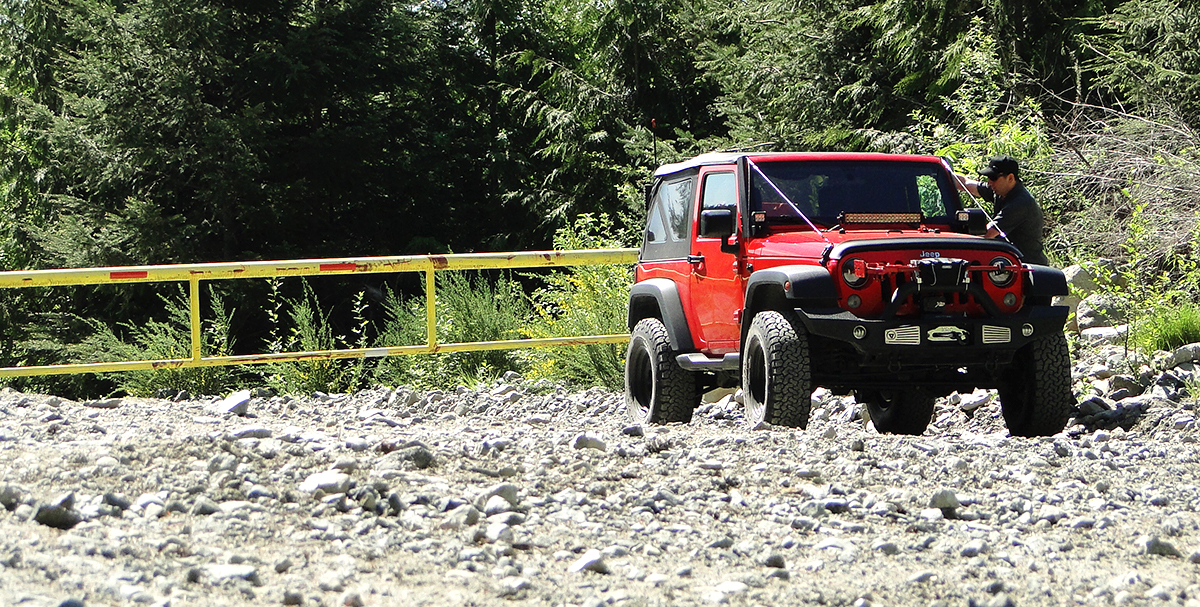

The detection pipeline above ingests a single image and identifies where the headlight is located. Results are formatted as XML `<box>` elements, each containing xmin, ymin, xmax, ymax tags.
<box><xmin>842</xmin><ymin>258</ymin><xmax>867</xmax><ymax>289</ymax></box>
<box><xmin>988</xmin><ymin>256</ymin><xmax>1016</xmax><ymax>287</ymax></box>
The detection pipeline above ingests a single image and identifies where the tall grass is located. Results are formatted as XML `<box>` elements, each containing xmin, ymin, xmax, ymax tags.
<box><xmin>264</xmin><ymin>279</ymin><xmax>369</xmax><ymax>396</ymax></box>
<box><xmin>1136</xmin><ymin>303</ymin><xmax>1200</xmax><ymax>353</ymax></box>
<box><xmin>372</xmin><ymin>271</ymin><xmax>532</xmax><ymax>388</ymax></box>
<box><xmin>84</xmin><ymin>286</ymin><xmax>240</xmax><ymax>397</ymax></box>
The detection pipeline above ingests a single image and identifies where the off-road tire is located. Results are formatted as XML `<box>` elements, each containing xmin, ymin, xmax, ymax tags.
<box><xmin>856</xmin><ymin>389</ymin><xmax>936</xmax><ymax>435</ymax></box>
<box><xmin>998</xmin><ymin>332</ymin><xmax>1074</xmax><ymax>437</ymax></box>
<box><xmin>742</xmin><ymin>310</ymin><xmax>812</xmax><ymax>428</ymax></box>
<box><xmin>625</xmin><ymin>318</ymin><xmax>697</xmax><ymax>424</ymax></box>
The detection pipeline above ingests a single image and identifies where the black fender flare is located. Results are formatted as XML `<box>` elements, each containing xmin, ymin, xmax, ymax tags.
<box><xmin>627</xmin><ymin>279</ymin><xmax>694</xmax><ymax>351</ymax></box>
<box><xmin>1024</xmin><ymin>264</ymin><xmax>1069</xmax><ymax>298</ymax></box>
<box><xmin>742</xmin><ymin>265</ymin><xmax>838</xmax><ymax>342</ymax></box>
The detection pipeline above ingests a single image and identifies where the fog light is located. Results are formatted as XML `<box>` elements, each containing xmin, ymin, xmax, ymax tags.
<box><xmin>847</xmin><ymin>294</ymin><xmax>862</xmax><ymax>309</ymax></box>
<box><xmin>1003</xmin><ymin>292</ymin><xmax>1017</xmax><ymax>307</ymax></box>
<box><xmin>853</xmin><ymin>325</ymin><xmax>867</xmax><ymax>340</ymax></box>
<box><xmin>1022</xmin><ymin>323</ymin><xmax>1034</xmax><ymax>337</ymax></box>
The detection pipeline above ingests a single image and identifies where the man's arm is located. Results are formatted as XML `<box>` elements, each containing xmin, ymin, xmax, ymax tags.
<box><xmin>953</xmin><ymin>173</ymin><xmax>981</xmax><ymax>196</ymax></box>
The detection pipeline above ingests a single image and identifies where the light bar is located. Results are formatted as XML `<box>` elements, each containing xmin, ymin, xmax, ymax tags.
<box><xmin>842</xmin><ymin>213</ymin><xmax>922</xmax><ymax>224</ymax></box>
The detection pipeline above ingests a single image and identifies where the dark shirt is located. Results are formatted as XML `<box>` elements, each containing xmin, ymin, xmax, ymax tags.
<box><xmin>977</xmin><ymin>182</ymin><xmax>1048</xmax><ymax>265</ymax></box>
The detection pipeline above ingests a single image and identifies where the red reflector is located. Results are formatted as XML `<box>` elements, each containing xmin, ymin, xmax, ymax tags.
<box><xmin>110</xmin><ymin>271</ymin><xmax>148</xmax><ymax>280</ymax></box>
<box><xmin>319</xmin><ymin>263</ymin><xmax>357</xmax><ymax>272</ymax></box>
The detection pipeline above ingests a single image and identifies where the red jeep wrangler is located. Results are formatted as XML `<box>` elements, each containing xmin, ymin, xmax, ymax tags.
<box><xmin>624</xmin><ymin>152</ymin><xmax>1074</xmax><ymax>437</ymax></box>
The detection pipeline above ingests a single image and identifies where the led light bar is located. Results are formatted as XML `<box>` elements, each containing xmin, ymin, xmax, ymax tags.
<box><xmin>841</xmin><ymin>213</ymin><xmax>922</xmax><ymax>224</ymax></box>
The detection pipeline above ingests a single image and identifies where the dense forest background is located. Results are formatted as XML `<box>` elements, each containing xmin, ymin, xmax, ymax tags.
<box><xmin>3</xmin><ymin>0</ymin><xmax>1199</xmax><ymax>397</ymax></box>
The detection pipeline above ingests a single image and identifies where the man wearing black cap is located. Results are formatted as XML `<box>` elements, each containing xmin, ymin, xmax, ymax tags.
<box><xmin>955</xmin><ymin>155</ymin><xmax>1050</xmax><ymax>266</ymax></box>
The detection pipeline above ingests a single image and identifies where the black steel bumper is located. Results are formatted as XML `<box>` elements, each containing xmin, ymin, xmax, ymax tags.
<box><xmin>795</xmin><ymin>305</ymin><xmax>1070</xmax><ymax>368</ymax></box>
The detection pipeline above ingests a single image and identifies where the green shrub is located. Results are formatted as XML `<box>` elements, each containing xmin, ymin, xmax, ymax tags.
<box><xmin>372</xmin><ymin>271</ymin><xmax>532</xmax><ymax>389</ymax></box>
<box><xmin>264</xmin><ymin>279</ymin><xmax>369</xmax><ymax>396</ymax></box>
<box><xmin>521</xmin><ymin>213</ymin><xmax>635</xmax><ymax>389</ymax></box>
<box><xmin>1136</xmin><ymin>303</ymin><xmax>1200</xmax><ymax>353</ymax></box>
<box><xmin>81</xmin><ymin>286</ymin><xmax>241</xmax><ymax>397</ymax></box>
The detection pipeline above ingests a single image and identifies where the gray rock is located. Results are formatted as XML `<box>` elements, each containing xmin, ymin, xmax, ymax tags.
<box><xmin>1078</xmin><ymin>294</ymin><xmax>1127</xmax><ymax>330</ymax></box>
<box><xmin>482</xmin><ymin>495</ymin><xmax>513</xmax><ymax>516</ymax></box>
<box><xmin>1063</xmin><ymin>264</ymin><xmax>1101</xmax><ymax>295</ymax></box>
<box><xmin>929</xmin><ymin>489</ymin><xmax>961</xmax><ymax>510</ymax></box>
<box><xmin>34</xmin><ymin>492</ymin><xmax>81</xmax><ymax>530</ymax></box>
<box><xmin>1081</xmin><ymin>325</ymin><xmax>1128</xmax><ymax>347</ymax></box>
<box><xmin>568</xmin><ymin>549</ymin><xmax>610</xmax><ymax>574</ymax></box>
<box><xmin>871</xmin><ymin>540</ymin><xmax>899</xmax><ymax>555</ymax></box>
<box><xmin>232</xmin><ymin>425</ymin><xmax>271</xmax><ymax>439</ymax></box>
<box><xmin>218</xmin><ymin>390</ymin><xmax>252</xmax><ymax>416</ymax></box>
<box><xmin>572</xmin><ymin>433</ymin><xmax>606</xmax><ymax>451</ymax></box>
<box><xmin>476</xmin><ymin>483</ymin><xmax>520</xmax><ymax>509</ymax></box>
<box><xmin>0</xmin><ymin>484</ymin><xmax>23</xmax><ymax>510</ymax></box>
<box><xmin>191</xmin><ymin>496</ymin><xmax>219</xmax><ymax>516</ymax></box>
<box><xmin>299</xmin><ymin>471</ymin><xmax>351</xmax><ymax>495</ymax></box>
<box><xmin>203</xmin><ymin>563</ymin><xmax>260</xmax><ymax>586</ymax></box>
<box><xmin>1138</xmin><ymin>536</ymin><xmax>1183</xmax><ymax>558</ymax></box>
<box><xmin>439</xmin><ymin>505</ymin><xmax>482</xmax><ymax>530</ymax></box>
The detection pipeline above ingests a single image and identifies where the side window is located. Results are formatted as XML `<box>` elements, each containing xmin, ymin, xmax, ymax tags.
<box><xmin>641</xmin><ymin>175</ymin><xmax>696</xmax><ymax>261</ymax></box>
<box><xmin>662</xmin><ymin>178</ymin><xmax>694</xmax><ymax>241</ymax></box>
<box><xmin>701</xmin><ymin>172</ymin><xmax>737</xmax><ymax>211</ymax></box>
<box><xmin>646</xmin><ymin>198</ymin><xmax>668</xmax><ymax>244</ymax></box>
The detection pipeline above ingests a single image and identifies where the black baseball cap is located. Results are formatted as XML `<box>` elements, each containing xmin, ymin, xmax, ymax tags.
<box><xmin>979</xmin><ymin>155</ymin><xmax>1019</xmax><ymax>179</ymax></box>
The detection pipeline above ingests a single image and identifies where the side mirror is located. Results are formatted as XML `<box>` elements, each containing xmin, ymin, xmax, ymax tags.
<box><xmin>953</xmin><ymin>208</ymin><xmax>988</xmax><ymax>236</ymax></box>
<box><xmin>700</xmin><ymin>208</ymin><xmax>735</xmax><ymax>239</ymax></box>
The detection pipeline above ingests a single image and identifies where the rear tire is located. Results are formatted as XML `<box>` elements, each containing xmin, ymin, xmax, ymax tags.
<box><xmin>998</xmin><ymin>332</ymin><xmax>1074</xmax><ymax>437</ymax></box>
<box><xmin>625</xmin><ymin>318</ymin><xmax>696</xmax><ymax>424</ymax></box>
<box><xmin>742</xmin><ymin>310</ymin><xmax>812</xmax><ymax>428</ymax></box>
<box><xmin>856</xmin><ymin>389</ymin><xmax>936</xmax><ymax>435</ymax></box>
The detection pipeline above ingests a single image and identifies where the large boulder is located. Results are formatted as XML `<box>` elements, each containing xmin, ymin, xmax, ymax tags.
<box><xmin>1077</xmin><ymin>294</ymin><xmax>1128</xmax><ymax>330</ymax></box>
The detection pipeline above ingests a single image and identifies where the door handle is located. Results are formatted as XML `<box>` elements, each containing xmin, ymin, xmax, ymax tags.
<box><xmin>687</xmin><ymin>255</ymin><xmax>705</xmax><ymax>264</ymax></box>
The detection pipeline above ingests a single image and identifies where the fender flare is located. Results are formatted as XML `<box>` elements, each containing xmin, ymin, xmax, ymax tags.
<box><xmin>742</xmin><ymin>265</ymin><xmax>838</xmax><ymax>342</ymax></box>
<box><xmin>744</xmin><ymin>265</ymin><xmax>838</xmax><ymax>311</ymax></box>
<box><xmin>1024</xmin><ymin>264</ymin><xmax>1069</xmax><ymax>298</ymax></box>
<box><xmin>627</xmin><ymin>279</ymin><xmax>694</xmax><ymax>352</ymax></box>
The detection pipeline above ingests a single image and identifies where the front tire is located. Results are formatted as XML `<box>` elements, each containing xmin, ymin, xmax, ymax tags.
<box><xmin>625</xmin><ymin>318</ymin><xmax>696</xmax><ymax>425</ymax></box>
<box><xmin>742</xmin><ymin>310</ymin><xmax>812</xmax><ymax>428</ymax></box>
<box><xmin>998</xmin><ymin>332</ymin><xmax>1074</xmax><ymax>437</ymax></box>
<box><xmin>856</xmin><ymin>389</ymin><xmax>936</xmax><ymax>435</ymax></box>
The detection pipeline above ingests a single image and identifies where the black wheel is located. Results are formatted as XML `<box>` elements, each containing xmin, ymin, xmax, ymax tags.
<box><xmin>856</xmin><ymin>389</ymin><xmax>936</xmax><ymax>435</ymax></box>
<box><xmin>998</xmin><ymin>332</ymin><xmax>1074</xmax><ymax>437</ymax></box>
<box><xmin>625</xmin><ymin>318</ymin><xmax>697</xmax><ymax>424</ymax></box>
<box><xmin>742</xmin><ymin>310</ymin><xmax>812</xmax><ymax>428</ymax></box>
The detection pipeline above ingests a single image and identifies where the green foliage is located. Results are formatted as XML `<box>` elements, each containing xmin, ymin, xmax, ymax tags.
<box><xmin>1084</xmin><ymin>0</ymin><xmax>1200</xmax><ymax>130</ymax></box>
<box><xmin>372</xmin><ymin>271</ymin><xmax>532</xmax><ymax>389</ymax></box>
<box><xmin>1137</xmin><ymin>303</ymin><xmax>1200</xmax><ymax>353</ymax></box>
<box><xmin>264</xmin><ymin>279</ymin><xmax>368</xmax><ymax>396</ymax></box>
<box><xmin>1087</xmin><ymin>198</ymin><xmax>1200</xmax><ymax>355</ymax></box>
<box><xmin>521</xmin><ymin>213</ymin><xmax>635</xmax><ymax>389</ymax></box>
<box><xmin>82</xmin><ymin>286</ymin><xmax>239</xmax><ymax>397</ymax></box>
<box><xmin>907</xmin><ymin>19</ymin><xmax>1054</xmax><ymax>169</ymax></box>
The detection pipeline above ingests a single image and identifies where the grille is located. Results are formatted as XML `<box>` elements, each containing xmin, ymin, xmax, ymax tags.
<box><xmin>884</xmin><ymin>325</ymin><xmax>921</xmax><ymax>345</ymax></box>
<box><xmin>981</xmin><ymin>325</ymin><xmax>1012</xmax><ymax>344</ymax></box>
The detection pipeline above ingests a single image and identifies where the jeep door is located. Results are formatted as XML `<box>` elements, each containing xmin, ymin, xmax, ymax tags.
<box><xmin>688</xmin><ymin>167</ymin><xmax>743</xmax><ymax>353</ymax></box>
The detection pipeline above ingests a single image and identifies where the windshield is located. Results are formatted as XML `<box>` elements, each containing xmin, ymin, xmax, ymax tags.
<box><xmin>749</xmin><ymin>160</ymin><xmax>959</xmax><ymax>225</ymax></box>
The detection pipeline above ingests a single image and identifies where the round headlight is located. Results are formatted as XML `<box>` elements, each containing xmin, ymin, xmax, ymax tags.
<box><xmin>842</xmin><ymin>258</ymin><xmax>868</xmax><ymax>289</ymax></box>
<box><xmin>988</xmin><ymin>256</ymin><xmax>1016</xmax><ymax>287</ymax></box>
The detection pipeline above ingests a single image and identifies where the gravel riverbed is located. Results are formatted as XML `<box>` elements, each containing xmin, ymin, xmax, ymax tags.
<box><xmin>3</xmin><ymin>341</ymin><xmax>1200</xmax><ymax>607</ymax></box>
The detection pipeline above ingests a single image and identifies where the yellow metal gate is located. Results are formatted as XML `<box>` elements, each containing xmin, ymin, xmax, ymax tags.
<box><xmin>0</xmin><ymin>249</ymin><xmax>639</xmax><ymax>378</ymax></box>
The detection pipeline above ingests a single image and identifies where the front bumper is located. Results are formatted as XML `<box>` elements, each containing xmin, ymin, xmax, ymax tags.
<box><xmin>795</xmin><ymin>305</ymin><xmax>1069</xmax><ymax>368</ymax></box>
